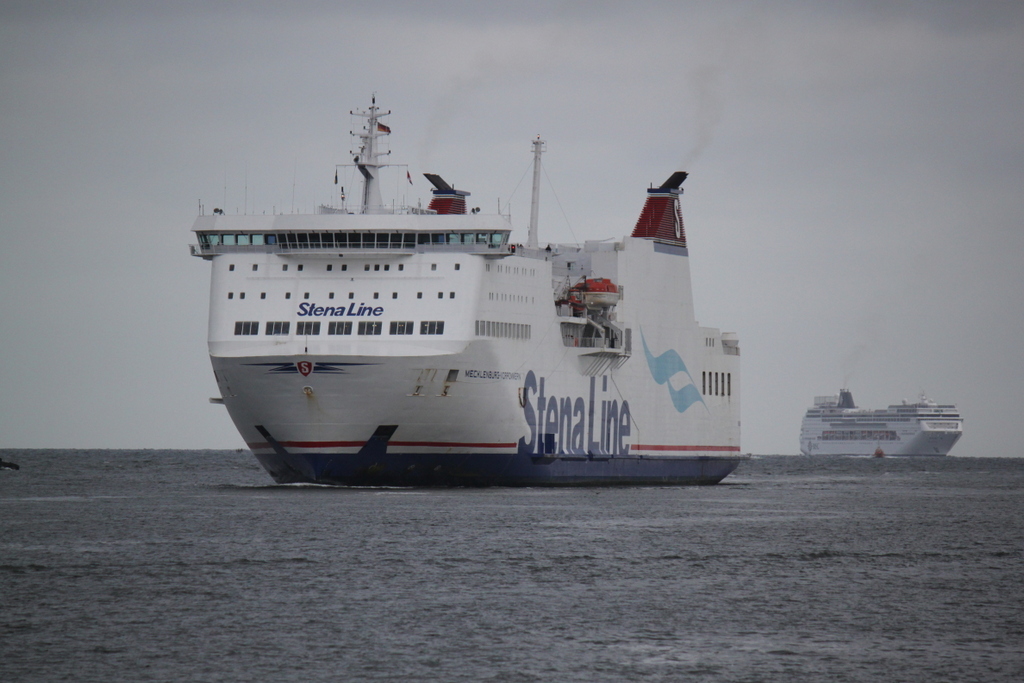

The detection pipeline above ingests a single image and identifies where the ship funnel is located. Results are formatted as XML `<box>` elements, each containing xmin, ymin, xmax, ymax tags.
<box><xmin>424</xmin><ymin>173</ymin><xmax>470</xmax><ymax>215</ymax></box>
<box><xmin>659</xmin><ymin>171</ymin><xmax>689</xmax><ymax>190</ymax></box>
<box><xmin>631</xmin><ymin>171</ymin><xmax>688</xmax><ymax>246</ymax></box>
<box><xmin>838</xmin><ymin>389</ymin><xmax>856</xmax><ymax>409</ymax></box>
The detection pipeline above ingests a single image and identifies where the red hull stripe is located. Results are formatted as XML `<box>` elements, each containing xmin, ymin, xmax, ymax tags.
<box><xmin>632</xmin><ymin>444</ymin><xmax>741</xmax><ymax>452</ymax></box>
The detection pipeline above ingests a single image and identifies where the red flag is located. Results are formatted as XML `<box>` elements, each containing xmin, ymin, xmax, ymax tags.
<box><xmin>407</xmin><ymin>170</ymin><xmax>413</xmax><ymax>185</ymax></box>
<box><xmin>377</xmin><ymin>122</ymin><xmax>391</xmax><ymax>133</ymax></box>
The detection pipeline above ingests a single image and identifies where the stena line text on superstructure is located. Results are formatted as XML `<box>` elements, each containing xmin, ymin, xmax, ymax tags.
<box><xmin>519</xmin><ymin>370</ymin><xmax>631</xmax><ymax>457</ymax></box>
<box><xmin>297</xmin><ymin>302</ymin><xmax>384</xmax><ymax>317</ymax></box>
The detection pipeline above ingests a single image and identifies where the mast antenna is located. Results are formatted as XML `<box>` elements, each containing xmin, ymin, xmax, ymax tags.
<box><xmin>349</xmin><ymin>98</ymin><xmax>392</xmax><ymax>214</ymax></box>
<box><xmin>527</xmin><ymin>136</ymin><xmax>545</xmax><ymax>248</ymax></box>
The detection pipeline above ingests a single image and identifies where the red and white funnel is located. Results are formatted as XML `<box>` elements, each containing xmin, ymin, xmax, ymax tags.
<box><xmin>631</xmin><ymin>171</ymin><xmax>688</xmax><ymax>247</ymax></box>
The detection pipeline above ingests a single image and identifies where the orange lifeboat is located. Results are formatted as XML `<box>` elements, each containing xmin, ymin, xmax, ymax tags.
<box><xmin>568</xmin><ymin>278</ymin><xmax>620</xmax><ymax>310</ymax></box>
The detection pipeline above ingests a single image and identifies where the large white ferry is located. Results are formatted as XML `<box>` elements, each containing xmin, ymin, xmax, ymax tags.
<box><xmin>190</xmin><ymin>100</ymin><xmax>743</xmax><ymax>485</ymax></box>
<box><xmin>800</xmin><ymin>389</ymin><xmax>962</xmax><ymax>456</ymax></box>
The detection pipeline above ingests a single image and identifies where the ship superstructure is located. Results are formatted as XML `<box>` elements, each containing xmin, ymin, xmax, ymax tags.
<box><xmin>800</xmin><ymin>389</ymin><xmax>962</xmax><ymax>456</ymax></box>
<box><xmin>190</xmin><ymin>100</ymin><xmax>743</xmax><ymax>485</ymax></box>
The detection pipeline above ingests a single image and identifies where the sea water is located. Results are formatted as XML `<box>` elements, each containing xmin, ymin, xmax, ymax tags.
<box><xmin>2</xmin><ymin>451</ymin><xmax>1022</xmax><ymax>682</ymax></box>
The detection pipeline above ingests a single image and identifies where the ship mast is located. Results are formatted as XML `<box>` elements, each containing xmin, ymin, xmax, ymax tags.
<box><xmin>527</xmin><ymin>135</ymin><xmax>545</xmax><ymax>248</ymax></box>
<box><xmin>350</xmin><ymin>96</ymin><xmax>392</xmax><ymax>214</ymax></box>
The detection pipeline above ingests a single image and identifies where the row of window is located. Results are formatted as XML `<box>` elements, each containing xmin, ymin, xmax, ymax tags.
<box><xmin>200</xmin><ymin>231</ymin><xmax>507</xmax><ymax>248</ymax></box>
<box><xmin>228</xmin><ymin>291</ymin><xmax>456</xmax><ymax>300</ymax></box>
<box><xmin>475</xmin><ymin>320</ymin><xmax>532</xmax><ymax>340</ymax></box>
<box><xmin>233</xmin><ymin>321</ymin><xmax>445</xmax><ymax>336</ymax></box>
<box><xmin>486</xmin><ymin>263</ymin><xmax>537</xmax><ymax>276</ymax></box>
<box><xmin>227</xmin><ymin>262</ymin><xmax>464</xmax><ymax>273</ymax></box>
<box><xmin>488</xmin><ymin>292</ymin><xmax>533</xmax><ymax>303</ymax></box>
<box><xmin>820</xmin><ymin>430</ymin><xmax>899</xmax><ymax>441</ymax></box>
<box><xmin>702</xmin><ymin>371</ymin><xmax>732</xmax><ymax>397</ymax></box>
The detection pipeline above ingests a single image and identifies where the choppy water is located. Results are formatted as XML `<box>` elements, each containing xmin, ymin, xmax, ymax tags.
<box><xmin>2</xmin><ymin>450</ymin><xmax>1022</xmax><ymax>682</ymax></box>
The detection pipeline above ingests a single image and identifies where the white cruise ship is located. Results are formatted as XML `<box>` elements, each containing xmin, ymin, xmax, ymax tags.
<box><xmin>190</xmin><ymin>99</ymin><xmax>743</xmax><ymax>485</ymax></box>
<box><xmin>800</xmin><ymin>389</ymin><xmax>962</xmax><ymax>456</ymax></box>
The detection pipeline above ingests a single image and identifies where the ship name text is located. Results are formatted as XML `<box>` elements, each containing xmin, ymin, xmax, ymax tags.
<box><xmin>297</xmin><ymin>302</ymin><xmax>384</xmax><ymax>317</ymax></box>
<box><xmin>519</xmin><ymin>370</ymin><xmax>631</xmax><ymax>457</ymax></box>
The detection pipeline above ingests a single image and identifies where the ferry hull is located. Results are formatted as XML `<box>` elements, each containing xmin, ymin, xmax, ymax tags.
<box><xmin>253</xmin><ymin>450</ymin><xmax>744</xmax><ymax>486</ymax></box>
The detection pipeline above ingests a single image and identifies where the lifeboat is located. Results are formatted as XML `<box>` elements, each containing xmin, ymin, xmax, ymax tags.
<box><xmin>567</xmin><ymin>278</ymin><xmax>620</xmax><ymax>310</ymax></box>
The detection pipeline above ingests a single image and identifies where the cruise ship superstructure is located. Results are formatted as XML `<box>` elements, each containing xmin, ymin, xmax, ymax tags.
<box><xmin>190</xmin><ymin>100</ymin><xmax>743</xmax><ymax>485</ymax></box>
<box><xmin>800</xmin><ymin>389</ymin><xmax>962</xmax><ymax>456</ymax></box>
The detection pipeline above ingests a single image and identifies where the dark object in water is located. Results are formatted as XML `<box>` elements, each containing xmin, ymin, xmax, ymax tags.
<box><xmin>0</xmin><ymin>457</ymin><xmax>19</xmax><ymax>470</ymax></box>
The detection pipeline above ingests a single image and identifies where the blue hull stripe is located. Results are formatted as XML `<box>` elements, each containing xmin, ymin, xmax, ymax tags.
<box><xmin>251</xmin><ymin>451</ymin><xmax>744</xmax><ymax>487</ymax></box>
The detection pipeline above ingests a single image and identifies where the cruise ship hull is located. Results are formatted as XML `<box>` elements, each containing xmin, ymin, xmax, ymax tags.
<box><xmin>801</xmin><ymin>437</ymin><xmax>961</xmax><ymax>457</ymax></box>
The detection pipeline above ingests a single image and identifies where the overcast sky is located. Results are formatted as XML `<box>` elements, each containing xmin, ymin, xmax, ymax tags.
<box><xmin>2</xmin><ymin>1</ymin><xmax>1022</xmax><ymax>455</ymax></box>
